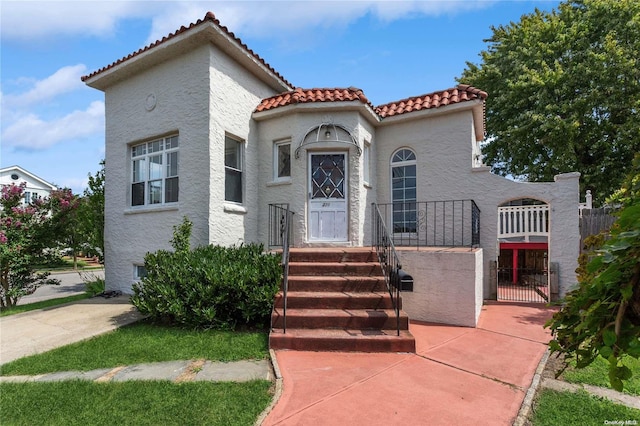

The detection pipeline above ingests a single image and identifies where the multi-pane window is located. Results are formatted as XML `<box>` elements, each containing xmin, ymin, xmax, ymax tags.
<box><xmin>131</xmin><ymin>135</ymin><xmax>178</xmax><ymax>207</ymax></box>
<box><xmin>274</xmin><ymin>141</ymin><xmax>291</xmax><ymax>180</ymax></box>
<box><xmin>225</xmin><ymin>135</ymin><xmax>243</xmax><ymax>203</ymax></box>
<box><xmin>391</xmin><ymin>148</ymin><xmax>417</xmax><ymax>233</ymax></box>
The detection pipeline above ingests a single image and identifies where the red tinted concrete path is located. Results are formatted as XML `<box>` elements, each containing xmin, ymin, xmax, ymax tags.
<box><xmin>263</xmin><ymin>301</ymin><xmax>557</xmax><ymax>426</ymax></box>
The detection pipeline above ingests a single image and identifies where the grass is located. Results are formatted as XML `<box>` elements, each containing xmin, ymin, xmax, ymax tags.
<box><xmin>531</xmin><ymin>389</ymin><xmax>640</xmax><ymax>425</ymax></box>
<box><xmin>0</xmin><ymin>320</ymin><xmax>269</xmax><ymax>376</ymax></box>
<box><xmin>0</xmin><ymin>320</ymin><xmax>274</xmax><ymax>424</ymax></box>
<box><xmin>0</xmin><ymin>293</ymin><xmax>91</xmax><ymax>317</ymax></box>
<box><xmin>561</xmin><ymin>356</ymin><xmax>640</xmax><ymax>396</ymax></box>
<box><xmin>0</xmin><ymin>380</ymin><xmax>273</xmax><ymax>426</ymax></box>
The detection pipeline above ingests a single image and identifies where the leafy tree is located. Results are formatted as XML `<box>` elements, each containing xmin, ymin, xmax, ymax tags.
<box><xmin>459</xmin><ymin>0</ymin><xmax>640</xmax><ymax>203</ymax></box>
<box><xmin>0</xmin><ymin>183</ymin><xmax>79</xmax><ymax>307</ymax></box>
<box><xmin>546</xmin><ymin>153</ymin><xmax>640</xmax><ymax>391</ymax></box>
<box><xmin>77</xmin><ymin>160</ymin><xmax>105</xmax><ymax>262</ymax></box>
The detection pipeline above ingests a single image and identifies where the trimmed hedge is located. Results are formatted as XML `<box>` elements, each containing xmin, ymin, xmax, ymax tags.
<box><xmin>131</xmin><ymin>218</ymin><xmax>281</xmax><ymax>329</ymax></box>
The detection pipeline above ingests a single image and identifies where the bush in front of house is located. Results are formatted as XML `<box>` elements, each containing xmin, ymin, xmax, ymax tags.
<box><xmin>131</xmin><ymin>217</ymin><xmax>281</xmax><ymax>329</ymax></box>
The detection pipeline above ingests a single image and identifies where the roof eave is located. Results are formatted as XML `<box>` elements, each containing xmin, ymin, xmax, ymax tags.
<box><xmin>84</xmin><ymin>22</ymin><xmax>293</xmax><ymax>93</ymax></box>
<box><xmin>253</xmin><ymin>100</ymin><xmax>380</xmax><ymax>124</ymax></box>
<box><xmin>379</xmin><ymin>99</ymin><xmax>486</xmax><ymax>140</ymax></box>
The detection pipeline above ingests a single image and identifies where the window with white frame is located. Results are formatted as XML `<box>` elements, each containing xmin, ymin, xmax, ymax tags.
<box><xmin>225</xmin><ymin>135</ymin><xmax>243</xmax><ymax>203</ymax></box>
<box><xmin>134</xmin><ymin>265</ymin><xmax>147</xmax><ymax>281</ymax></box>
<box><xmin>391</xmin><ymin>148</ymin><xmax>417</xmax><ymax>233</ymax></box>
<box><xmin>363</xmin><ymin>141</ymin><xmax>371</xmax><ymax>185</ymax></box>
<box><xmin>131</xmin><ymin>135</ymin><xmax>178</xmax><ymax>207</ymax></box>
<box><xmin>273</xmin><ymin>140</ymin><xmax>291</xmax><ymax>181</ymax></box>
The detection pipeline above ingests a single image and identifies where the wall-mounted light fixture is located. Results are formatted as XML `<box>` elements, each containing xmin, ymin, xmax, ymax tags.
<box><xmin>325</xmin><ymin>130</ymin><xmax>331</xmax><ymax>139</ymax></box>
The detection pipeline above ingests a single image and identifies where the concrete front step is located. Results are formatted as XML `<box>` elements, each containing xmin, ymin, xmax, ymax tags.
<box><xmin>269</xmin><ymin>328</ymin><xmax>416</xmax><ymax>352</ymax></box>
<box><xmin>275</xmin><ymin>291</ymin><xmax>399</xmax><ymax>310</ymax></box>
<box><xmin>271</xmin><ymin>308</ymin><xmax>409</xmax><ymax>330</ymax></box>
<box><xmin>286</xmin><ymin>275</ymin><xmax>387</xmax><ymax>292</ymax></box>
<box><xmin>289</xmin><ymin>248</ymin><xmax>377</xmax><ymax>263</ymax></box>
<box><xmin>288</xmin><ymin>262</ymin><xmax>382</xmax><ymax>277</ymax></box>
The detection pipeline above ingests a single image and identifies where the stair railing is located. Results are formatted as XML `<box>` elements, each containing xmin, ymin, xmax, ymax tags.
<box><xmin>268</xmin><ymin>203</ymin><xmax>293</xmax><ymax>333</ymax></box>
<box><xmin>371</xmin><ymin>203</ymin><xmax>402</xmax><ymax>337</ymax></box>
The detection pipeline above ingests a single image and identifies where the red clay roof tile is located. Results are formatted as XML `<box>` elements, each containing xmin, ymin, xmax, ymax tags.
<box><xmin>256</xmin><ymin>84</ymin><xmax>487</xmax><ymax>119</ymax></box>
<box><xmin>255</xmin><ymin>87</ymin><xmax>373</xmax><ymax>113</ymax></box>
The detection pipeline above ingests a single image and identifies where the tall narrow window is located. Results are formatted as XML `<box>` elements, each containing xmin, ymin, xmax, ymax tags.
<box><xmin>391</xmin><ymin>148</ymin><xmax>417</xmax><ymax>233</ymax></box>
<box><xmin>363</xmin><ymin>142</ymin><xmax>371</xmax><ymax>185</ymax></box>
<box><xmin>225</xmin><ymin>135</ymin><xmax>243</xmax><ymax>203</ymax></box>
<box><xmin>274</xmin><ymin>141</ymin><xmax>291</xmax><ymax>180</ymax></box>
<box><xmin>131</xmin><ymin>135</ymin><xmax>178</xmax><ymax>207</ymax></box>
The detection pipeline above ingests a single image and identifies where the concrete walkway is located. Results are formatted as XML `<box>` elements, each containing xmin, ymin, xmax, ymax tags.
<box><xmin>0</xmin><ymin>296</ymin><xmax>142</xmax><ymax>365</ymax></box>
<box><xmin>263</xmin><ymin>301</ymin><xmax>558</xmax><ymax>426</ymax></box>
<box><xmin>0</xmin><ymin>359</ymin><xmax>273</xmax><ymax>384</ymax></box>
<box><xmin>2</xmin><ymin>297</ymin><xmax>563</xmax><ymax>425</ymax></box>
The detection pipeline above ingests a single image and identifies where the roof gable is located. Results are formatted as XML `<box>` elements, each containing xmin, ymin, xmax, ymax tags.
<box><xmin>0</xmin><ymin>165</ymin><xmax>57</xmax><ymax>191</ymax></box>
<box><xmin>82</xmin><ymin>12</ymin><xmax>294</xmax><ymax>92</ymax></box>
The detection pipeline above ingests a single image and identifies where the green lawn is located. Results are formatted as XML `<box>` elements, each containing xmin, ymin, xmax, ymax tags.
<box><xmin>0</xmin><ymin>320</ymin><xmax>274</xmax><ymax>425</ymax></box>
<box><xmin>0</xmin><ymin>320</ymin><xmax>270</xmax><ymax>376</ymax></box>
<box><xmin>562</xmin><ymin>356</ymin><xmax>640</xmax><ymax>396</ymax></box>
<box><xmin>531</xmin><ymin>389</ymin><xmax>640</xmax><ymax>425</ymax></box>
<box><xmin>1</xmin><ymin>380</ymin><xmax>273</xmax><ymax>426</ymax></box>
<box><xmin>0</xmin><ymin>294</ymin><xmax>91</xmax><ymax>317</ymax></box>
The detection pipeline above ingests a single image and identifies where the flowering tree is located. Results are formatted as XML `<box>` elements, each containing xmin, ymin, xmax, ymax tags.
<box><xmin>0</xmin><ymin>183</ymin><xmax>79</xmax><ymax>307</ymax></box>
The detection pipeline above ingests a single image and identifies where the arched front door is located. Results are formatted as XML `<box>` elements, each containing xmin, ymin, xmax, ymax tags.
<box><xmin>308</xmin><ymin>152</ymin><xmax>348</xmax><ymax>242</ymax></box>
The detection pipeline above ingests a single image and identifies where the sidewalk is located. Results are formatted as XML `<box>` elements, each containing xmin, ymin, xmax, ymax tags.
<box><xmin>263</xmin><ymin>301</ymin><xmax>557</xmax><ymax>426</ymax></box>
<box><xmin>0</xmin><ymin>359</ymin><xmax>273</xmax><ymax>384</ymax></box>
<box><xmin>0</xmin><ymin>296</ymin><xmax>142</xmax><ymax>365</ymax></box>
<box><xmin>2</xmin><ymin>297</ymin><xmax>560</xmax><ymax>425</ymax></box>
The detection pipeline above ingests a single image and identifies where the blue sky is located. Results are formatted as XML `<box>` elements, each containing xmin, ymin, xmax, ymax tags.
<box><xmin>1</xmin><ymin>0</ymin><xmax>561</xmax><ymax>195</ymax></box>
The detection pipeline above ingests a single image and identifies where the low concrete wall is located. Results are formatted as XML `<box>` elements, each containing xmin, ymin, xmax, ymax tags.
<box><xmin>397</xmin><ymin>247</ymin><xmax>483</xmax><ymax>327</ymax></box>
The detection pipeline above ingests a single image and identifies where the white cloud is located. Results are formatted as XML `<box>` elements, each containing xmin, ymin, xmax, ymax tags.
<box><xmin>0</xmin><ymin>1</ymin><xmax>151</xmax><ymax>41</ymax></box>
<box><xmin>1</xmin><ymin>101</ymin><xmax>104</xmax><ymax>150</ymax></box>
<box><xmin>1</xmin><ymin>1</ymin><xmax>497</xmax><ymax>43</ymax></box>
<box><xmin>3</xmin><ymin>65</ymin><xmax>88</xmax><ymax>108</ymax></box>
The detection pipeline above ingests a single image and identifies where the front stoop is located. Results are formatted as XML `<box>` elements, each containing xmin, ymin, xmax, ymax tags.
<box><xmin>269</xmin><ymin>248</ymin><xmax>416</xmax><ymax>353</ymax></box>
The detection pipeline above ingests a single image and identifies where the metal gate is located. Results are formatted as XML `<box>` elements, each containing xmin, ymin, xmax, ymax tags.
<box><xmin>497</xmin><ymin>248</ymin><xmax>549</xmax><ymax>303</ymax></box>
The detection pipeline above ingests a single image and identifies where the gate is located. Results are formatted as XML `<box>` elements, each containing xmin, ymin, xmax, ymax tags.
<box><xmin>497</xmin><ymin>248</ymin><xmax>549</xmax><ymax>303</ymax></box>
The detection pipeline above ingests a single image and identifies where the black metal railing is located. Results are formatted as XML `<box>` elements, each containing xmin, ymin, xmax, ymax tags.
<box><xmin>268</xmin><ymin>203</ymin><xmax>293</xmax><ymax>333</ymax></box>
<box><xmin>372</xmin><ymin>203</ymin><xmax>402</xmax><ymax>337</ymax></box>
<box><xmin>377</xmin><ymin>200</ymin><xmax>480</xmax><ymax>248</ymax></box>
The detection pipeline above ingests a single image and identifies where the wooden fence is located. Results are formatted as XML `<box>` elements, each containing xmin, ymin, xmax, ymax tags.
<box><xmin>579</xmin><ymin>207</ymin><xmax>617</xmax><ymax>252</ymax></box>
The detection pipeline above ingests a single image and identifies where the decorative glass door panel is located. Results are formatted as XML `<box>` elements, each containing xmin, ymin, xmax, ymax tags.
<box><xmin>308</xmin><ymin>153</ymin><xmax>348</xmax><ymax>241</ymax></box>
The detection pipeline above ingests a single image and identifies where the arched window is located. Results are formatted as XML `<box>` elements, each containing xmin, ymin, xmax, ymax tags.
<box><xmin>391</xmin><ymin>148</ymin><xmax>417</xmax><ymax>233</ymax></box>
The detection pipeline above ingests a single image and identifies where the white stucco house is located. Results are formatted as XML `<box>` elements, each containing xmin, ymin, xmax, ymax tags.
<box><xmin>82</xmin><ymin>12</ymin><xmax>580</xmax><ymax>328</ymax></box>
<box><xmin>0</xmin><ymin>166</ymin><xmax>57</xmax><ymax>205</ymax></box>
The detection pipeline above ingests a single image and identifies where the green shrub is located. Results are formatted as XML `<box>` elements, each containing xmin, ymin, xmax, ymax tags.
<box><xmin>131</xmin><ymin>218</ymin><xmax>281</xmax><ymax>329</ymax></box>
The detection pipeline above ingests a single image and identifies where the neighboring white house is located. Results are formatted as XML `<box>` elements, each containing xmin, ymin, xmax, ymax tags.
<box><xmin>82</xmin><ymin>12</ymin><xmax>580</xmax><ymax>326</ymax></box>
<box><xmin>0</xmin><ymin>166</ymin><xmax>57</xmax><ymax>205</ymax></box>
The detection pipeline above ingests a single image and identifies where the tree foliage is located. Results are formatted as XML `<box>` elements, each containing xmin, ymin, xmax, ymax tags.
<box><xmin>546</xmin><ymin>154</ymin><xmax>640</xmax><ymax>391</ymax></box>
<box><xmin>0</xmin><ymin>183</ymin><xmax>79</xmax><ymax>307</ymax></box>
<box><xmin>77</xmin><ymin>160</ymin><xmax>105</xmax><ymax>262</ymax></box>
<box><xmin>459</xmin><ymin>0</ymin><xmax>640</xmax><ymax>203</ymax></box>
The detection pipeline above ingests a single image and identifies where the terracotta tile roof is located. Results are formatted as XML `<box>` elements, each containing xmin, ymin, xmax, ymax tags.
<box><xmin>255</xmin><ymin>84</ymin><xmax>487</xmax><ymax>119</ymax></box>
<box><xmin>81</xmin><ymin>12</ymin><xmax>293</xmax><ymax>88</ymax></box>
<box><xmin>255</xmin><ymin>87</ymin><xmax>373</xmax><ymax>113</ymax></box>
<box><xmin>375</xmin><ymin>85</ymin><xmax>487</xmax><ymax>118</ymax></box>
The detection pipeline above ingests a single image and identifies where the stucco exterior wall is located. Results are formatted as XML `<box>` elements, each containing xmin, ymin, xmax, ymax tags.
<box><xmin>398</xmin><ymin>248</ymin><xmax>483</xmax><ymax>327</ymax></box>
<box><xmin>255</xmin><ymin>108</ymin><xmax>376</xmax><ymax>247</ymax></box>
<box><xmin>375</xmin><ymin>109</ymin><xmax>580</xmax><ymax>298</ymax></box>
<box><xmin>103</xmin><ymin>44</ymin><xmax>277</xmax><ymax>293</ymax></box>
<box><xmin>206</xmin><ymin>43</ymin><xmax>279</xmax><ymax>247</ymax></box>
